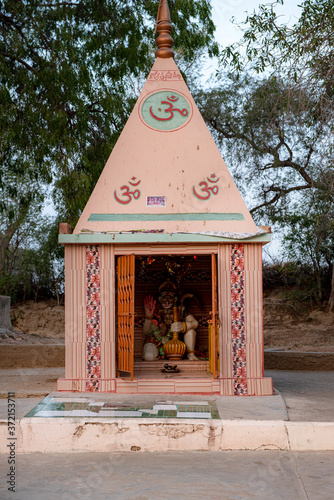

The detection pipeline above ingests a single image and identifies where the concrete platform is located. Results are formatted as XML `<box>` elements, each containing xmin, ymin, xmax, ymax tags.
<box><xmin>0</xmin><ymin>368</ymin><xmax>333</xmax><ymax>453</ymax></box>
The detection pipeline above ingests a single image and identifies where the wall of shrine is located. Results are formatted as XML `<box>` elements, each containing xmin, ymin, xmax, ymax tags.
<box><xmin>58</xmin><ymin>242</ymin><xmax>272</xmax><ymax>395</ymax></box>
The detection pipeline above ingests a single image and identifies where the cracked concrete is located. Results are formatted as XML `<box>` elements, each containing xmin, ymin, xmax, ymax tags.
<box><xmin>138</xmin><ymin>423</ymin><xmax>205</xmax><ymax>438</ymax></box>
<box><xmin>73</xmin><ymin>422</ymin><xmax>130</xmax><ymax>438</ymax></box>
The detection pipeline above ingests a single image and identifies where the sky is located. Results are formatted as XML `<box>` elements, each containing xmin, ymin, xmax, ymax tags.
<box><xmin>202</xmin><ymin>0</ymin><xmax>304</xmax><ymax>80</ymax></box>
<box><xmin>211</xmin><ymin>0</ymin><xmax>303</xmax><ymax>47</ymax></box>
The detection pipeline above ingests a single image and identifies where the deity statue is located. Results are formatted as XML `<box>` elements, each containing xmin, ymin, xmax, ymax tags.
<box><xmin>142</xmin><ymin>280</ymin><xmax>199</xmax><ymax>361</ymax></box>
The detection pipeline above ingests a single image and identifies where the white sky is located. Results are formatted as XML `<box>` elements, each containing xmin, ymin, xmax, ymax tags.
<box><xmin>211</xmin><ymin>0</ymin><xmax>303</xmax><ymax>46</ymax></box>
<box><xmin>202</xmin><ymin>0</ymin><xmax>304</xmax><ymax>81</ymax></box>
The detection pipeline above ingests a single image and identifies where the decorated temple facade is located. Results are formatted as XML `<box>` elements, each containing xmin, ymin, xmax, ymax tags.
<box><xmin>57</xmin><ymin>0</ymin><xmax>273</xmax><ymax>396</ymax></box>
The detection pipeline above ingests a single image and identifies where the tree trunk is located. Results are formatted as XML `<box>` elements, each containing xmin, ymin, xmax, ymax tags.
<box><xmin>315</xmin><ymin>271</ymin><xmax>322</xmax><ymax>305</ymax></box>
<box><xmin>0</xmin><ymin>206</ymin><xmax>30</xmax><ymax>294</ymax></box>
<box><xmin>328</xmin><ymin>264</ymin><xmax>334</xmax><ymax>312</ymax></box>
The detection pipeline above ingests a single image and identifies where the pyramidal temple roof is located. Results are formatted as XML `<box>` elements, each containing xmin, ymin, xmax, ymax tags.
<box><xmin>74</xmin><ymin>0</ymin><xmax>257</xmax><ymax>236</ymax></box>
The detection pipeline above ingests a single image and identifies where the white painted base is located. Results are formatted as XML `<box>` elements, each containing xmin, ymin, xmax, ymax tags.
<box><xmin>1</xmin><ymin>418</ymin><xmax>333</xmax><ymax>453</ymax></box>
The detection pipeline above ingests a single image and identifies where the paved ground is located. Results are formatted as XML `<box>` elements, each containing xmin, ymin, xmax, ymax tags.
<box><xmin>1</xmin><ymin>450</ymin><xmax>334</xmax><ymax>499</ymax></box>
<box><xmin>267</xmin><ymin>370</ymin><xmax>334</xmax><ymax>421</ymax></box>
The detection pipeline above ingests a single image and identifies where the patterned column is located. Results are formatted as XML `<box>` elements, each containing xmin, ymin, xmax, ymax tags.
<box><xmin>231</xmin><ymin>244</ymin><xmax>247</xmax><ymax>395</ymax></box>
<box><xmin>86</xmin><ymin>245</ymin><xmax>101</xmax><ymax>391</ymax></box>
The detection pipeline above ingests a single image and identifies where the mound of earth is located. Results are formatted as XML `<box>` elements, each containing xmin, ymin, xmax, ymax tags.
<box><xmin>263</xmin><ymin>293</ymin><xmax>334</xmax><ymax>352</ymax></box>
<box><xmin>8</xmin><ymin>300</ymin><xmax>65</xmax><ymax>345</ymax></box>
<box><xmin>3</xmin><ymin>296</ymin><xmax>334</xmax><ymax>351</ymax></box>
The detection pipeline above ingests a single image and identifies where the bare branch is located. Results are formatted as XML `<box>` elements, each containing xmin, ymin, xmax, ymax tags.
<box><xmin>250</xmin><ymin>184</ymin><xmax>311</xmax><ymax>213</ymax></box>
<box><xmin>0</xmin><ymin>52</ymin><xmax>37</xmax><ymax>73</ymax></box>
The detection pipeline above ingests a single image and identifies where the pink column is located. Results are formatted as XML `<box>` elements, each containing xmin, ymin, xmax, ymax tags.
<box><xmin>218</xmin><ymin>243</ymin><xmax>272</xmax><ymax>396</ymax></box>
<box><xmin>58</xmin><ymin>245</ymin><xmax>86</xmax><ymax>391</ymax></box>
<box><xmin>100</xmin><ymin>245</ymin><xmax>116</xmax><ymax>391</ymax></box>
<box><xmin>58</xmin><ymin>243</ymin><xmax>116</xmax><ymax>392</ymax></box>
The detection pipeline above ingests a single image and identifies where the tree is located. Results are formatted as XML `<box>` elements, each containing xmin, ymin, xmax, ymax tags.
<box><xmin>208</xmin><ymin>0</ymin><xmax>334</xmax><ymax>214</ymax></box>
<box><xmin>0</xmin><ymin>0</ymin><xmax>218</xmax><ymax>300</ymax></box>
<box><xmin>220</xmin><ymin>0</ymin><xmax>334</xmax><ymax>119</ymax></box>
<box><xmin>0</xmin><ymin>166</ymin><xmax>45</xmax><ymax>293</ymax></box>
<box><xmin>0</xmin><ymin>160</ymin><xmax>65</xmax><ymax>301</ymax></box>
<box><xmin>195</xmin><ymin>0</ymin><xmax>334</xmax><ymax>308</ymax></box>
<box><xmin>279</xmin><ymin>190</ymin><xmax>334</xmax><ymax>306</ymax></box>
<box><xmin>0</xmin><ymin>0</ymin><xmax>218</xmax><ymax>227</ymax></box>
<box><xmin>196</xmin><ymin>73</ymin><xmax>333</xmax><ymax>218</ymax></box>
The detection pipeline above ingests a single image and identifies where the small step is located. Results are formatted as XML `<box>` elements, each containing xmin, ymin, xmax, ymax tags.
<box><xmin>116</xmin><ymin>377</ymin><xmax>219</xmax><ymax>394</ymax></box>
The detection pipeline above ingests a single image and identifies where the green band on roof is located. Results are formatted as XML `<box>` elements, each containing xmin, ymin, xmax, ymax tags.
<box><xmin>88</xmin><ymin>213</ymin><xmax>245</xmax><ymax>222</ymax></box>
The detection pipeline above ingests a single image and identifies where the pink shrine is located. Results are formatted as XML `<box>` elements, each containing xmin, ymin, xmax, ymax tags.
<box><xmin>57</xmin><ymin>0</ymin><xmax>273</xmax><ymax>396</ymax></box>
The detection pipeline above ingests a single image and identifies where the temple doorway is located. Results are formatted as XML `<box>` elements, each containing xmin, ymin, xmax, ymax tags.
<box><xmin>115</xmin><ymin>253</ymin><xmax>219</xmax><ymax>385</ymax></box>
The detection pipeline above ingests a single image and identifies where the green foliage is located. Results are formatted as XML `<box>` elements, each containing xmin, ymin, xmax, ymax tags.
<box><xmin>219</xmin><ymin>0</ymin><xmax>334</xmax><ymax>119</ymax></box>
<box><xmin>0</xmin><ymin>0</ymin><xmax>218</xmax><ymax>225</ymax></box>
<box><xmin>0</xmin><ymin>0</ymin><xmax>218</xmax><ymax>300</ymax></box>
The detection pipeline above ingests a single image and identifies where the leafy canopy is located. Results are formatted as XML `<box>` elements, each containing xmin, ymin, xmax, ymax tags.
<box><xmin>219</xmin><ymin>0</ymin><xmax>334</xmax><ymax>118</ymax></box>
<box><xmin>0</xmin><ymin>0</ymin><xmax>218</xmax><ymax>299</ymax></box>
<box><xmin>0</xmin><ymin>0</ymin><xmax>218</xmax><ymax>225</ymax></box>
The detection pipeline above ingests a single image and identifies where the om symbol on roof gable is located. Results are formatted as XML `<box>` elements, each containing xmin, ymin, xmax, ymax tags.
<box><xmin>192</xmin><ymin>173</ymin><xmax>220</xmax><ymax>201</ymax></box>
<box><xmin>114</xmin><ymin>177</ymin><xmax>141</xmax><ymax>205</ymax></box>
<box><xmin>140</xmin><ymin>90</ymin><xmax>192</xmax><ymax>131</ymax></box>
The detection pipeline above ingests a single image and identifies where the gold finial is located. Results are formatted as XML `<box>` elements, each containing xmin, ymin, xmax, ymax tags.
<box><xmin>155</xmin><ymin>0</ymin><xmax>174</xmax><ymax>58</ymax></box>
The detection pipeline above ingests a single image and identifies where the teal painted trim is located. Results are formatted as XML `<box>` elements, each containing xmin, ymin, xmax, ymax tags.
<box><xmin>88</xmin><ymin>213</ymin><xmax>245</xmax><ymax>222</ymax></box>
<box><xmin>59</xmin><ymin>233</ymin><xmax>271</xmax><ymax>245</ymax></box>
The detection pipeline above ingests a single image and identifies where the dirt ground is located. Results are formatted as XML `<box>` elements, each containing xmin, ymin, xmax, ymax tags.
<box><xmin>263</xmin><ymin>293</ymin><xmax>334</xmax><ymax>352</ymax></box>
<box><xmin>4</xmin><ymin>296</ymin><xmax>334</xmax><ymax>352</ymax></box>
<box><xmin>8</xmin><ymin>300</ymin><xmax>65</xmax><ymax>345</ymax></box>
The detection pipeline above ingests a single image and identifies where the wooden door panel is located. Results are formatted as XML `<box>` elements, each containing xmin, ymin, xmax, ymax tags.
<box><xmin>209</xmin><ymin>253</ymin><xmax>219</xmax><ymax>378</ymax></box>
<box><xmin>117</xmin><ymin>254</ymin><xmax>135</xmax><ymax>380</ymax></box>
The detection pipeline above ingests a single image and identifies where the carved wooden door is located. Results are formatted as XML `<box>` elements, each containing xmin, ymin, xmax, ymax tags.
<box><xmin>117</xmin><ymin>254</ymin><xmax>135</xmax><ymax>380</ymax></box>
<box><xmin>209</xmin><ymin>253</ymin><xmax>219</xmax><ymax>378</ymax></box>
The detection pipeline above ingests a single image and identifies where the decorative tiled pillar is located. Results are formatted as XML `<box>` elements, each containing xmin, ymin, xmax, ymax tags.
<box><xmin>230</xmin><ymin>244</ymin><xmax>247</xmax><ymax>395</ymax></box>
<box><xmin>86</xmin><ymin>245</ymin><xmax>101</xmax><ymax>391</ymax></box>
<box><xmin>218</xmin><ymin>243</ymin><xmax>272</xmax><ymax>396</ymax></box>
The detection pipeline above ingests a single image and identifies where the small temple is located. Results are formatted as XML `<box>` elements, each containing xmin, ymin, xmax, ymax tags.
<box><xmin>57</xmin><ymin>0</ymin><xmax>273</xmax><ymax>396</ymax></box>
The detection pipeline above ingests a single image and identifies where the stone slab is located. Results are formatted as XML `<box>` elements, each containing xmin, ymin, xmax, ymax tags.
<box><xmin>0</xmin><ymin>388</ymin><xmax>333</xmax><ymax>453</ymax></box>
<box><xmin>1</xmin><ymin>415</ymin><xmax>334</xmax><ymax>454</ymax></box>
<box><xmin>0</xmin><ymin>295</ymin><xmax>12</xmax><ymax>330</ymax></box>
